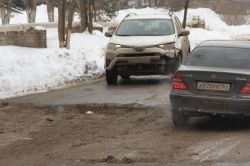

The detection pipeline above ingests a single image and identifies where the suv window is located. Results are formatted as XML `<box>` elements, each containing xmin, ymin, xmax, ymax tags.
<box><xmin>185</xmin><ymin>47</ymin><xmax>250</xmax><ymax>69</ymax></box>
<box><xmin>116</xmin><ymin>19</ymin><xmax>175</xmax><ymax>36</ymax></box>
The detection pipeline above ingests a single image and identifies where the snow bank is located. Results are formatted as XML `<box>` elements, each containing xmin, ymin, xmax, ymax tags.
<box><xmin>0</xmin><ymin>29</ymin><xmax>109</xmax><ymax>99</ymax></box>
<box><xmin>175</xmin><ymin>8</ymin><xmax>228</xmax><ymax>30</ymax></box>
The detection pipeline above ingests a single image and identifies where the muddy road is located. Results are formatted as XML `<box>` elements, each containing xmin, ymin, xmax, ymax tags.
<box><xmin>2</xmin><ymin>77</ymin><xmax>250</xmax><ymax>166</ymax></box>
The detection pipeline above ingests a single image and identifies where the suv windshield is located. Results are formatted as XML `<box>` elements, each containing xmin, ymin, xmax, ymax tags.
<box><xmin>116</xmin><ymin>19</ymin><xmax>175</xmax><ymax>36</ymax></box>
<box><xmin>185</xmin><ymin>47</ymin><xmax>250</xmax><ymax>69</ymax></box>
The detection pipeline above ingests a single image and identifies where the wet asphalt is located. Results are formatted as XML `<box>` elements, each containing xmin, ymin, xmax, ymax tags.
<box><xmin>6</xmin><ymin>76</ymin><xmax>171</xmax><ymax>107</ymax></box>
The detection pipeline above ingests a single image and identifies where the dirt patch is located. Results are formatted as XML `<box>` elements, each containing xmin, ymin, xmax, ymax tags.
<box><xmin>1</xmin><ymin>105</ymin><xmax>250</xmax><ymax>166</ymax></box>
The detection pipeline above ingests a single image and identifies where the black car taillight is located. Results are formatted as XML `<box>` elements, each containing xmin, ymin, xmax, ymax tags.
<box><xmin>172</xmin><ymin>72</ymin><xmax>187</xmax><ymax>90</ymax></box>
<box><xmin>240</xmin><ymin>79</ymin><xmax>250</xmax><ymax>94</ymax></box>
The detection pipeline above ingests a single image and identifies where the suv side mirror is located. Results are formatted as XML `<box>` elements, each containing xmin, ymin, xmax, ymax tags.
<box><xmin>179</xmin><ymin>29</ymin><xmax>190</xmax><ymax>36</ymax></box>
<box><xmin>105</xmin><ymin>31</ymin><xmax>113</xmax><ymax>37</ymax></box>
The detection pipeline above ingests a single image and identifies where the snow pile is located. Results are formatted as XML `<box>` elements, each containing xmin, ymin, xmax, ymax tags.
<box><xmin>0</xmin><ymin>30</ymin><xmax>109</xmax><ymax>99</ymax></box>
<box><xmin>175</xmin><ymin>8</ymin><xmax>228</xmax><ymax>30</ymax></box>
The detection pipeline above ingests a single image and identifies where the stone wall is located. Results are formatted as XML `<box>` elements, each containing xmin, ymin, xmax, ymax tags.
<box><xmin>0</xmin><ymin>28</ymin><xmax>47</xmax><ymax>48</ymax></box>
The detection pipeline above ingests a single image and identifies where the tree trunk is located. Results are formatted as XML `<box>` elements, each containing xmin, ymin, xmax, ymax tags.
<box><xmin>154</xmin><ymin>0</ymin><xmax>158</xmax><ymax>7</ymax></box>
<box><xmin>182</xmin><ymin>0</ymin><xmax>189</xmax><ymax>29</ymax></box>
<box><xmin>25</xmin><ymin>0</ymin><xmax>37</xmax><ymax>23</ymax></box>
<box><xmin>0</xmin><ymin>0</ymin><xmax>12</xmax><ymax>25</ymax></box>
<box><xmin>46</xmin><ymin>0</ymin><xmax>55</xmax><ymax>22</ymax></box>
<box><xmin>58</xmin><ymin>0</ymin><xmax>66</xmax><ymax>48</ymax></box>
<box><xmin>88</xmin><ymin>0</ymin><xmax>94</xmax><ymax>34</ymax></box>
<box><xmin>65</xmin><ymin>0</ymin><xmax>75</xmax><ymax>49</ymax></box>
<box><xmin>77</xmin><ymin>0</ymin><xmax>88</xmax><ymax>32</ymax></box>
<box><xmin>138</xmin><ymin>0</ymin><xmax>142</xmax><ymax>7</ymax></box>
<box><xmin>93</xmin><ymin>0</ymin><xmax>97</xmax><ymax>22</ymax></box>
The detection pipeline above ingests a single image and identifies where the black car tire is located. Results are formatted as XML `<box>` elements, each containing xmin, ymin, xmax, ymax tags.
<box><xmin>106</xmin><ymin>70</ymin><xmax>118</xmax><ymax>85</ymax></box>
<box><xmin>171</xmin><ymin>109</ymin><xmax>189</xmax><ymax>127</ymax></box>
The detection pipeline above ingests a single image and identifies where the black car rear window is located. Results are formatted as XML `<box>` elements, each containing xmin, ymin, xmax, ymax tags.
<box><xmin>185</xmin><ymin>46</ymin><xmax>250</xmax><ymax>69</ymax></box>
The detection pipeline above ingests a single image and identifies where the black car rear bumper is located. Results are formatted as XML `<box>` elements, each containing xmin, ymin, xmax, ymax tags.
<box><xmin>170</xmin><ymin>94</ymin><xmax>250</xmax><ymax>116</ymax></box>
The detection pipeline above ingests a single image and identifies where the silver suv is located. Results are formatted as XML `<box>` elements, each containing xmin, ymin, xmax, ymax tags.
<box><xmin>105</xmin><ymin>13</ymin><xmax>190</xmax><ymax>85</ymax></box>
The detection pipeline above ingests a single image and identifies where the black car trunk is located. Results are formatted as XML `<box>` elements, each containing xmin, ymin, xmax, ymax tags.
<box><xmin>181</xmin><ymin>68</ymin><xmax>249</xmax><ymax>97</ymax></box>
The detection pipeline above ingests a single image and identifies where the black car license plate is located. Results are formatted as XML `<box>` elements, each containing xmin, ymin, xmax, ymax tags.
<box><xmin>197</xmin><ymin>82</ymin><xmax>230</xmax><ymax>92</ymax></box>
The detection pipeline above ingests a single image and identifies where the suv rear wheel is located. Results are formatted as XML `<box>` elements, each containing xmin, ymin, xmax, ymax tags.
<box><xmin>171</xmin><ymin>109</ymin><xmax>189</xmax><ymax>127</ymax></box>
<box><xmin>106</xmin><ymin>70</ymin><xmax>118</xmax><ymax>85</ymax></box>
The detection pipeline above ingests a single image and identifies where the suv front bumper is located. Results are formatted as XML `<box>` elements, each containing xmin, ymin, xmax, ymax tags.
<box><xmin>106</xmin><ymin>47</ymin><xmax>176</xmax><ymax>71</ymax></box>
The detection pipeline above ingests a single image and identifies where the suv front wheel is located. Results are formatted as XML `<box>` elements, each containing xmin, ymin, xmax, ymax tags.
<box><xmin>106</xmin><ymin>69</ymin><xmax>118</xmax><ymax>85</ymax></box>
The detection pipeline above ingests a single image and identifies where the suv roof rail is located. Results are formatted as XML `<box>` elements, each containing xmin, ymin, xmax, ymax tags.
<box><xmin>125</xmin><ymin>13</ymin><xmax>137</xmax><ymax>18</ymax></box>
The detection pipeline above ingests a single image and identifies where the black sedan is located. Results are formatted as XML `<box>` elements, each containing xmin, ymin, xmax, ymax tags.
<box><xmin>170</xmin><ymin>40</ymin><xmax>250</xmax><ymax>127</ymax></box>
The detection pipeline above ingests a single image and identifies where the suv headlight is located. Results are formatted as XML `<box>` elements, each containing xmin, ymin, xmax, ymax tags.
<box><xmin>107</xmin><ymin>44</ymin><xmax>123</xmax><ymax>51</ymax></box>
<box><xmin>158</xmin><ymin>43</ymin><xmax>175</xmax><ymax>50</ymax></box>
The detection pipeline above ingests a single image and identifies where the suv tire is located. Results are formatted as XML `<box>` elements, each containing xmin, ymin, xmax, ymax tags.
<box><xmin>106</xmin><ymin>70</ymin><xmax>118</xmax><ymax>85</ymax></box>
<box><xmin>171</xmin><ymin>109</ymin><xmax>189</xmax><ymax>127</ymax></box>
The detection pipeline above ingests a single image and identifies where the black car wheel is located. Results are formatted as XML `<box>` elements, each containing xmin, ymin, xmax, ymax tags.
<box><xmin>171</xmin><ymin>109</ymin><xmax>189</xmax><ymax>127</ymax></box>
<box><xmin>106</xmin><ymin>70</ymin><xmax>118</xmax><ymax>85</ymax></box>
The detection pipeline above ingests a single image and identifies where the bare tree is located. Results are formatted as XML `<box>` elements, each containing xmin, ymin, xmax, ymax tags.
<box><xmin>0</xmin><ymin>0</ymin><xmax>12</xmax><ymax>25</ymax></box>
<box><xmin>182</xmin><ymin>0</ymin><xmax>189</xmax><ymax>29</ymax></box>
<box><xmin>58</xmin><ymin>0</ymin><xmax>66</xmax><ymax>48</ymax></box>
<box><xmin>46</xmin><ymin>0</ymin><xmax>55</xmax><ymax>22</ymax></box>
<box><xmin>88</xmin><ymin>0</ymin><xmax>94</xmax><ymax>34</ymax></box>
<box><xmin>77</xmin><ymin>0</ymin><xmax>88</xmax><ymax>32</ymax></box>
<box><xmin>58</xmin><ymin>0</ymin><xmax>76</xmax><ymax>49</ymax></box>
<box><xmin>65</xmin><ymin>0</ymin><xmax>75</xmax><ymax>49</ymax></box>
<box><xmin>138</xmin><ymin>0</ymin><xmax>142</xmax><ymax>7</ymax></box>
<box><xmin>154</xmin><ymin>0</ymin><xmax>158</xmax><ymax>7</ymax></box>
<box><xmin>24</xmin><ymin>0</ymin><xmax>37</xmax><ymax>23</ymax></box>
<box><xmin>93</xmin><ymin>0</ymin><xmax>97</xmax><ymax>21</ymax></box>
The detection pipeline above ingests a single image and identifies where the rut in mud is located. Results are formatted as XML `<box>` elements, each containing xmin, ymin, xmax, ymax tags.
<box><xmin>1</xmin><ymin>104</ymin><xmax>250</xmax><ymax>166</ymax></box>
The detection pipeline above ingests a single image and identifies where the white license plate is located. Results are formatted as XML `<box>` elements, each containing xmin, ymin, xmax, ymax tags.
<box><xmin>197</xmin><ymin>82</ymin><xmax>230</xmax><ymax>92</ymax></box>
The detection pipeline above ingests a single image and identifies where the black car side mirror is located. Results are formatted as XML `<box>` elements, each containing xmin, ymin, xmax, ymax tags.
<box><xmin>179</xmin><ymin>29</ymin><xmax>190</xmax><ymax>36</ymax></box>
